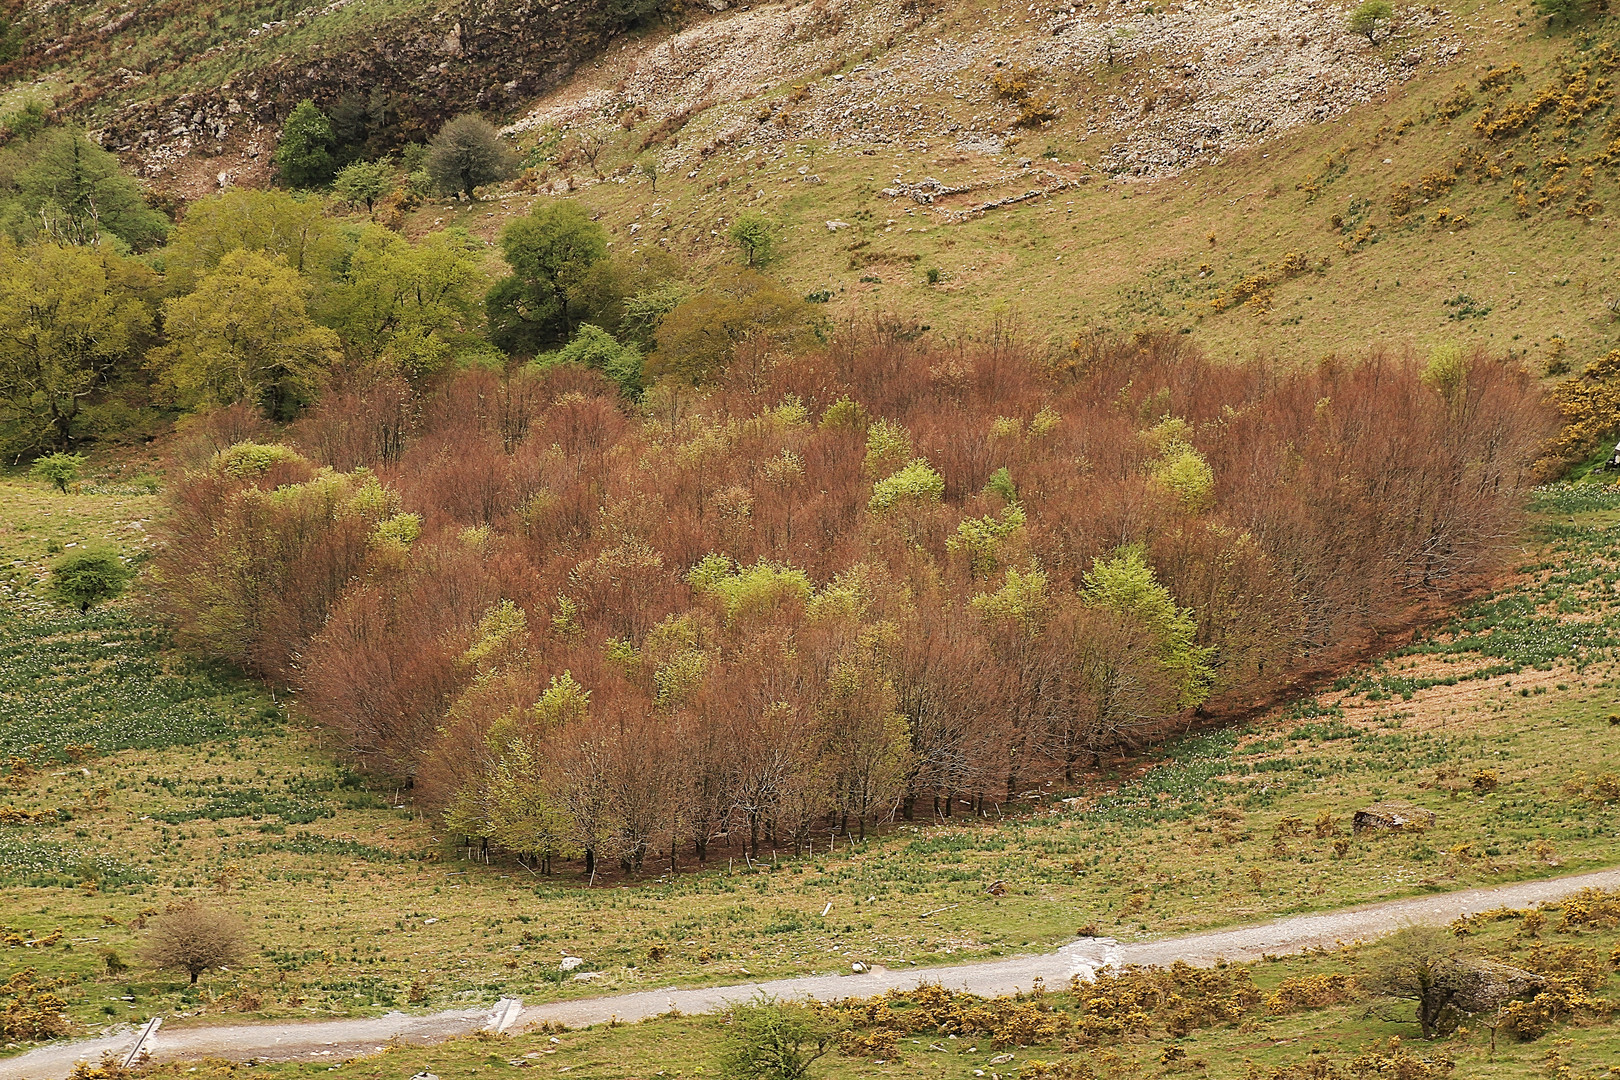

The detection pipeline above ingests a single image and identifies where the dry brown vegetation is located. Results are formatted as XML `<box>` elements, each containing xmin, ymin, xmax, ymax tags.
<box><xmin>151</xmin><ymin>332</ymin><xmax>1551</xmax><ymax>876</ymax></box>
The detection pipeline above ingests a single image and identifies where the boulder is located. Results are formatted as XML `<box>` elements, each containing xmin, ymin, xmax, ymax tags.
<box><xmin>1352</xmin><ymin>801</ymin><xmax>1436</xmax><ymax>834</ymax></box>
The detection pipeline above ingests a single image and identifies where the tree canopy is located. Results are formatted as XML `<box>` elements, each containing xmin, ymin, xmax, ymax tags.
<box><xmin>275</xmin><ymin>100</ymin><xmax>338</xmax><ymax>188</ymax></box>
<box><xmin>487</xmin><ymin>201</ymin><xmax>608</xmax><ymax>353</ymax></box>
<box><xmin>426</xmin><ymin>114</ymin><xmax>515</xmax><ymax>200</ymax></box>
<box><xmin>0</xmin><ymin>239</ymin><xmax>155</xmax><ymax>453</ymax></box>
<box><xmin>10</xmin><ymin>130</ymin><xmax>170</xmax><ymax>250</ymax></box>
<box><xmin>155</xmin><ymin>249</ymin><xmax>341</xmax><ymax>418</ymax></box>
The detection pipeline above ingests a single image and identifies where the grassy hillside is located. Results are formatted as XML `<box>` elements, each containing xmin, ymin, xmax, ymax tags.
<box><xmin>1</xmin><ymin>469</ymin><xmax>1617</xmax><ymax>1047</ymax></box>
<box><xmin>383</xmin><ymin>0</ymin><xmax>1620</xmax><ymax>369</ymax></box>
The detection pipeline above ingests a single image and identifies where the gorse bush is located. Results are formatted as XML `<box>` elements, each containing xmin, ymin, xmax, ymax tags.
<box><xmin>152</xmin><ymin>331</ymin><xmax>1551</xmax><ymax>875</ymax></box>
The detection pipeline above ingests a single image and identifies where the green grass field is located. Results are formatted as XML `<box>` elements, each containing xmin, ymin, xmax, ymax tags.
<box><xmin>2</xmin><ymin>470</ymin><xmax>1618</xmax><ymax>1054</ymax></box>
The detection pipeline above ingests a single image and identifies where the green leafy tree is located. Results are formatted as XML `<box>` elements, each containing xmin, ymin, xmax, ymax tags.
<box><xmin>4</xmin><ymin>101</ymin><xmax>48</xmax><ymax>143</ymax></box>
<box><xmin>332</xmin><ymin>159</ymin><xmax>395</xmax><ymax>215</ymax></box>
<box><xmin>534</xmin><ymin>323</ymin><xmax>643</xmax><ymax>395</ymax></box>
<box><xmin>0</xmin><ymin>239</ymin><xmax>155</xmax><ymax>453</ymax></box>
<box><xmin>487</xmin><ymin>201</ymin><xmax>607</xmax><ymax>353</ymax></box>
<box><xmin>426</xmin><ymin>114</ymin><xmax>515</xmax><ymax>200</ymax></box>
<box><xmin>321</xmin><ymin>224</ymin><xmax>495</xmax><ymax>380</ymax></box>
<box><xmin>645</xmin><ymin>269</ymin><xmax>809</xmax><ymax>389</ymax></box>
<box><xmin>729</xmin><ymin>213</ymin><xmax>778</xmax><ymax>268</ymax></box>
<box><xmin>164</xmin><ymin>188</ymin><xmax>342</xmax><ymax>291</ymax></box>
<box><xmin>14</xmin><ymin>130</ymin><xmax>170</xmax><ymax>250</ymax></box>
<box><xmin>1368</xmin><ymin>926</ymin><xmax>1476</xmax><ymax>1038</ymax></box>
<box><xmin>275</xmin><ymin>100</ymin><xmax>338</xmax><ymax>188</ymax></box>
<box><xmin>1083</xmin><ymin>545</ymin><xmax>1215</xmax><ymax>707</ymax></box>
<box><xmin>48</xmin><ymin>545</ymin><xmax>132</xmax><ymax>612</ymax></box>
<box><xmin>155</xmin><ymin>249</ymin><xmax>341</xmax><ymax>418</ymax></box>
<box><xmin>717</xmin><ymin>996</ymin><xmax>836</xmax><ymax>1080</ymax></box>
<box><xmin>29</xmin><ymin>451</ymin><xmax>84</xmax><ymax>493</ymax></box>
<box><xmin>1349</xmin><ymin>0</ymin><xmax>1395</xmax><ymax>42</ymax></box>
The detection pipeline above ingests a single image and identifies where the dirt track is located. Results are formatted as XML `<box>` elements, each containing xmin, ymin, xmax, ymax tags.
<box><xmin>7</xmin><ymin>866</ymin><xmax>1617</xmax><ymax>1079</ymax></box>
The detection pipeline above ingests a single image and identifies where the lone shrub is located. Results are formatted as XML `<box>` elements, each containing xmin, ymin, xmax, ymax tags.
<box><xmin>717</xmin><ymin>995</ymin><xmax>836</xmax><ymax>1080</ymax></box>
<box><xmin>1367</xmin><ymin>925</ymin><xmax>1473</xmax><ymax>1037</ymax></box>
<box><xmin>48</xmin><ymin>546</ymin><xmax>131</xmax><ymax>612</ymax></box>
<box><xmin>140</xmin><ymin>902</ymin><xmax>249</xmax><ymax>984</ymax></box>
<box><xmin>29</xmin><ymin>451</ymin><xmax>84</xmax><ymax>493</ymax></box>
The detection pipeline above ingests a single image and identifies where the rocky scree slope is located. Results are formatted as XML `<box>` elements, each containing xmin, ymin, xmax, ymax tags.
<box><xmin>510</xmin><ymin>0</ymin><xmax>1464</xmax><ymax>184</ymax></box>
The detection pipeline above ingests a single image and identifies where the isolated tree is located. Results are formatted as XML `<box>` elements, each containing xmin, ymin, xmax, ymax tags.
<box><xmin>275</xmin><ymin>100</ymin><xmax>338</xmax><ymax>188</ymax></box>
<box><xmin>15</xmin><ymin>130</ymin><xmax>170</xmax><ymax>250</ymax></box>
<box><xmin>0</xmin><ymin>239</ymin><xmax>155</xmax><ymax>453</ymax></box>
<box><xmin>155</xmin><ymin>249</ymin><xmax>341</xmax><ymax>418</ymax></box>
<box><xmin>717</xmin><ymin>995</ymin><xmax>835</xmax><ymax>1080</ymax></box>
<box><xmin>29</xmin><ymin>451</ymin><xmax>84</xmax><ymax>493</ymax></box>
<box><xmin>729</xmin><ymin>213</ymin><xmax>778</xmax><ymax>268</ymax></box>
<box><xmin>333</xmin><ymin>159</ymin><xmax>394</xmax><ymax>215</ymax></box>
<box><xmin>486</xmin><ymin>201</ymin><xmax>607</xmax><ymax>352</ymax></box>
<box><xmin>1369</xmin><ymin>925</ymin><xmax>1475</xmax><ymax>1038</ymax></box>
<box><xmin>638</xmin><ymin>153</ymin><xmax>659</xmax><ymax>193</ymax></box>
<box><xmin>1349</xmin><ymin>0</ymin><xmax>1395</xmax><ymax>43</ymax></box>
<box><xmin>49</xmin><ymin>546</ymin><xmax>132</xmax><ymax>612</ymax></box>
<box><xmin>426</xmin><ymin>114</ymin><xmax>515</xmax><ymax>200</ymax></box>
<box><xmin>141</xmin><ymin>902</ymin><xmax>249</xmax><ymax>984</ymax></box>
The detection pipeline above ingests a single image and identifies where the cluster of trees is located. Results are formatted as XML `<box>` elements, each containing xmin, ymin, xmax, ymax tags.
<box><xmin>0</xmin><ymin>97</ymin><xmax>799</xmax><ymax>460</ymax></box>
<box><xmin>153</xmin><ymin>332</ymin><xmax>1551</xmax><ymax>876</ymax></box>
<box><xmin>274</xmin><ymin>101</ymin><xmax>516</xmax><ymax>202</ymax></box>
<box><xmin>0</xmin><ymin>169</ymin><xmax>755</xmax><ymax>456</ymax></box>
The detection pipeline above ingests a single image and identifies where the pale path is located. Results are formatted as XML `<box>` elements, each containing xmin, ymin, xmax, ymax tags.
<box><xmin>7</xmin><ymin>867</ymin><xmax>1618</xmax><ymax>1079</ymax></box>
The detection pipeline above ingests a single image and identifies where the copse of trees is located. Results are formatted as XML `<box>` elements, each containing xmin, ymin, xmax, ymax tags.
<box><xmin>153</xmin><ymin>331</ymin><xmax>1552</xmax><ymax>878</ymax></box>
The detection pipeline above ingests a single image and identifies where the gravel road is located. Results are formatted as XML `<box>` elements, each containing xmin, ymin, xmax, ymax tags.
<box><xmin>7</xmin><ymin>866</ymin><xmax>1617</xmax><ymax>1080</ymax></box>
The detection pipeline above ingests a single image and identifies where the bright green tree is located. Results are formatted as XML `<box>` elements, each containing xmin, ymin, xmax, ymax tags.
<box><xmin>426</xmin><ymin>114</ymin><xmax>515</xmax><ymax>200</ymax></box>
<box><xmin>155</xmin><ymin>249</ymin><xmax>341</xmax><ymax>418</ymax></box>
<box><xmin>14</xmin><ymin>130</ymin><xmax>170</xmax><ymax>250</ymax></box>
<box><xmin>29</xmin><ymin>451</ymin><xmax>84</xmax><ymax>493</ymax></box>
<box><xmin>1349</xmin><ymin>0</ymin><xmax>1394</xmax><ymax>42</ymax></box>
<box><xmin>332</xmin><ymin>159</ymin><xmax>394</xmax><ymax>215</ymax></box>
<box><xmin>275</xmin><ymin>100</ymin><xmax>337</xmax><ymax>188</ymax></box>
<box><xmin>0</xmin><ymin>239</ymin><xmax>155</xmax><ymax>453</ymax></box>
<box><xmin>1083</xmin><ymin>545</ymin><xmax>1215</xmax><ymax>706</ymax></box>
<box><xmin>321</xmin><ymin>225</ymin><xmax>494</xmax><ymax>380</ymax></box>
<box><xmin>729</xmin><ymin>213</ymin><xmax>778</xmax><ymax>268</ymax></box>
<box><xmin>48</xmin><ymin>545</ymin><xmax>132</xmax><ymax>612</ymax></box>
<box><xmin>487</xmin><ymin>201</ymin><xmax>607</xmax><ymax>353</ymax></box>
<box><xmin>165</xmin><ymin>188</ymin><xmax>342</xmax><ymax>291</ymax></box>
<box><xmin>533</xmin><ymin>323</ymin><xmax>643</xmax><ymax>395</ymax></box>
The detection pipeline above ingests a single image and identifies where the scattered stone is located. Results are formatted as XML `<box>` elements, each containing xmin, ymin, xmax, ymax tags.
<box><xmin>851</xmin><ymin>961</ymin><xmax>867</xmax><ymax>973</ymax></box>
<box><xmin>986</xmin><ymin>880</ymin><xmax>1007</xmax><ymax>896</ymax></box>
<box><xmin>559</xmin><ymin>956</ymin><xmax>585</xmax><ymax>972</ymax></box>
<box><xmin>989</xmin><ymin>1053</ymin><xmax>1015</xmax><ymax>1065</ymax></box>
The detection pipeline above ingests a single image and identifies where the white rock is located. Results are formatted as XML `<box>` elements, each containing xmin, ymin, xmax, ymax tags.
<box><xmin>559</xmin><ymin>956</ymin><xmax>585</xmax><ymax>972</ymax></box>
